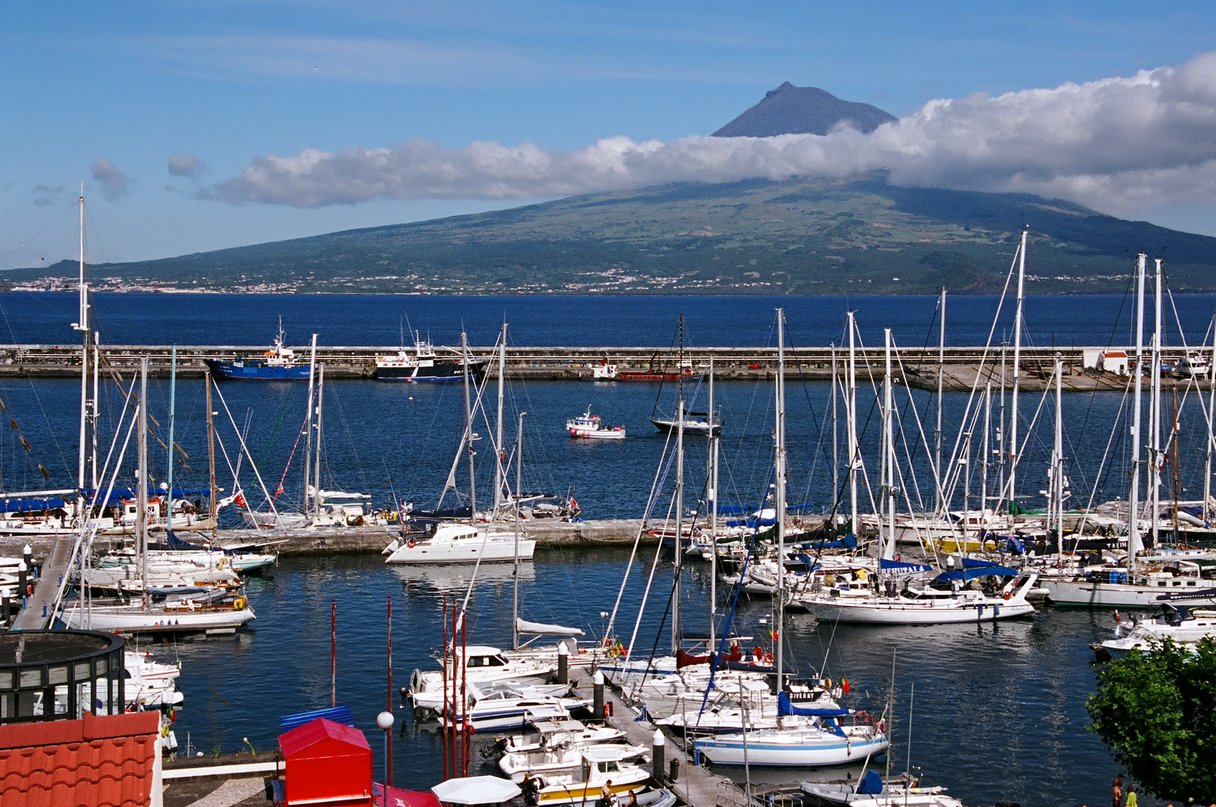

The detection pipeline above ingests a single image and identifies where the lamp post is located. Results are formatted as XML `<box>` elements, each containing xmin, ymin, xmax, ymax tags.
<box><xmin>376</xmin><ymin>710</ymin><xmax>395</xmax><ymax>788</ymax></box>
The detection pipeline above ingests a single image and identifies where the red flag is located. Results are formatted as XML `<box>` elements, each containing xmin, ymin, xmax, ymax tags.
<box><xmin>234</xmin><ymin>491</ymin><xmax>247</xmax><ymax>508</ymax></box>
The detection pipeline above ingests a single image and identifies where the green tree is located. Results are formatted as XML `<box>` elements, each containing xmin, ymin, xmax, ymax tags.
<box><xmin>1087</xmin><ymin>638</ymin><xmax>1216</xmax><ymax>802</ymax></box>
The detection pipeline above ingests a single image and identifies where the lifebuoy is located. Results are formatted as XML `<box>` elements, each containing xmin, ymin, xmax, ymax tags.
<box><xmin>233</xmin><ymin>596</ymin><xmax>247</xmax><ymax>610</ymax></box>
<box><xmin>609</xmin><ymin>644</ymin><xmax>621</xmax><ymax>658</ymax></box>
<box><xmin>407</xmin><ymin>539</ymin><xmax>417</xmax><ymax>549</ymax></box>
<box><xmin>876</xmin><ymin>719</ymin><xmax>887</xmax><ymax>734</ymax></box>
<box><xmin>763</xmin><ymin>651</ymin><xmax>774</xmax><ymax>664</ymax></box>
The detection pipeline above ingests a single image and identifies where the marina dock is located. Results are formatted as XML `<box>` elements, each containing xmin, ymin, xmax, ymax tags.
<box><xmin>0</xmin><ymin>343</ymin><xmax>1183</xmax><ymax>391</ymax></box>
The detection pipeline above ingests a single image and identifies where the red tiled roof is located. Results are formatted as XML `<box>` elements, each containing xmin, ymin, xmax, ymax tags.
<box><xmin>0</xmin><ymin>711</ymin><xmax>159</xmax><ymax>807</ymax></box>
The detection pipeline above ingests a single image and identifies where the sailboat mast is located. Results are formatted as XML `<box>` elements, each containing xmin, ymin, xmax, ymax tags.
<box><xmin>138</xmin><ymin>357</ymin><xmax>149</xmax><ymax>599</ymax></box>
<box><xmin>461</xmin><ymin>331</ymin><xmax>477</xmax><ymax>520</ymax></box>
<box><xmin>1205</xmin><ymin>312</ymin><xmax>1216</xmax><ymax>524</ymax></box>
<box><xmin>707</xmin><ymin>357</ymin><xmax>718</xmax><ymax>654</ymax></box>
<box><xmin>206</xmin><ymin>369</ymin><xmax>218</xmax><ymax>539</ymax></box>
<box><xmin>1053</xmin><ymin>356</ymin><xmax>1064</xmax><ymax>555</ymax></box>
<box><xmin>1128</xmin><ymin>253</ymin><xmax>1147</xmax><ymax>563</ymax></box>
<box><xmin>774</xmin><ymin>309</ymin><xmax>787</xmax><ymax>687</ymax></box>
<box><xmin>936</xmin><ymin>288</ymin><xmax>946</xmax><ymax>513</ymax></box>
<box><xmin>494</xmin><ymin>323</ymin><xmax>507</xmax><ymax>514</ymax></box>
<box><xmin>882</xmin><ymin>328</ymin><xmax>896</xmax><ymax>559</ymax></box>
<box><xmin>1008</xmin><ymin>225</ymin><xmax>1028</xmax><ymax>512</ymax></box>
<box><xmin>166</xmin><ymin>347</ymin><xmax>177</xmax><ymax>536</ymax></box>
<box><xmin>671</xmin><ymin>394</ymin><xmax>684</xmax><ymax>656</ymax></box>
<box><xmin>312</xmin><ymin>367</ymin><xmax>326</xmax><ymax>521</ymax></box>
<box><xmin>302</xmin><ymin>331</ymin><xmax>318</xmax><ymax>514</ymax></box>
<box><xmin>846</xmin><ymin>312</ymin><xmax>859</xmax><ymax>538</ymax></box>
<box><xmin>74</xmin><ymin>187</ymin><xmax>92</xmax><ymax>495</ymax></box>
<box><xmin>512</xmin><ymin>411</ymin><xmax>526</xmax><ymax>650</ymax></box>
<box><xmin>981</xmin><ymin>382</ymin><xmax>992</xmax><ymax>517</ymax></box>
<box><xmin>1150</xmin><ymin>258</ymin><xmax>1164</xmax><ymax>548</ymax></box>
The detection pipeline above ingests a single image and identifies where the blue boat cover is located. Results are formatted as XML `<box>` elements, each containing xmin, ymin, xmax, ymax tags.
<box><xmin>279</xmin><ymin>705</ymin><xmax>356</xmax><ymax>731</ymax></box>
<box><xmin>858</xmin><ymin>770</ymin><xmax>884</xmax><ymax>795</ymax></box>
<box><xmin>932</xmin><ymin>560</ymin><xmax>1018</xmax><ymax>583</ymax></box>
<box><xmin>777</xmin><ymin>691</ymin><xmax>848</xmax><ymax>718</ymax></box>
<box><xmin>81</xmin><ymin>486</ymin><xmax>211</xmax><ymax>506</ymax></box>
<box><xmin>0</xmin><ymin>496</ymin><xmax>68</xmax><ymax>512</ymax></box>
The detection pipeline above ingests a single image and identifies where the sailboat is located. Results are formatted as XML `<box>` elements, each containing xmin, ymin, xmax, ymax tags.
<box><xmin>60</xmin><ymin>360</ymin><xmax>256</xmax><ymax>637</ymax></box>
<box><xmin>692</xmin><ymin>310</ymin><xmax>890</xmax><ymax>767</ymax></box>
<box><xmin>1044</xmin><ymin>255</ymin><xmax>1216</xmax><ymax>608</ymax></box>
<box><xmin>384</xmin><ymin>327</ymin><xmax>536</xmax><ymax>564</ymax></box>
<box><xmin>650</xmin><ymin>315</ymin><xmax>720</xmax><ymax>436</ymax></box>
<box><xmin>801</xmin><ymin>328</ymin><xmax>1039</xmax><ymax>626</ymax></box>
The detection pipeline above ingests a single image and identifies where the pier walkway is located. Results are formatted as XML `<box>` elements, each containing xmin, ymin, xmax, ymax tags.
<box><xmin>10</xmin><ymin>536</ymin><xmax>71</xmax><ymax>630</ymax></box>
<box><xmin>0</xmin><ymin>343</ymin><xmax>1175</xmax><ymax>392</ymax></box>
<box><xmin>569</xmin><ymin>664</ymin><xmax>750</xmax><ymax>807</ymax></box>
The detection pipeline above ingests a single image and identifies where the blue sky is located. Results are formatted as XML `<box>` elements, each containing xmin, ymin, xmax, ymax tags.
<box><xmin>3</xmin><ymin>1</ymin><xmax>1215</xmax><ymax>270</ymax></box>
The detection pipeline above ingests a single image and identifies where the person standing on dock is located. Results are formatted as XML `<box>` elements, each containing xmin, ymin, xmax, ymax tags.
<box><xmin>1111</xmin><ymin>774</ymin><xmax>1124</xmax><ymax>807</ymax></box>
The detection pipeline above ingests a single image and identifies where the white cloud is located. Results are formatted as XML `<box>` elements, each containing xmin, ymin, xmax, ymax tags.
<box><xmin>168</xmin><ymin>154</ymin><xmax>204</xmax><ymax>178</ymax></box>
<box><xmin>91</xmin><ymin>159</ymin><xmax>129</xmax><ymax>201</ymax></box>
<box><xmin>213</xmin><ymin>51</ymin><xmax>1216</xmax><ymax>221</ymax></box>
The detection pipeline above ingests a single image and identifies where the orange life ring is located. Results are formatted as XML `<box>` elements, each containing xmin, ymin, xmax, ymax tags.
<box><xmin>406</xmin><ymin>539</ymin><xmax>416</xmax><ymax>549</ymax></box>
<box><xmin>876</xmin><ymin>719</ymin><xmax>887</xmax><ymax>734</ymax></box>
<box><xmin>763</xmin><ymin>651</ymin><xmax>774</xmax><ymax>664</ymax></box>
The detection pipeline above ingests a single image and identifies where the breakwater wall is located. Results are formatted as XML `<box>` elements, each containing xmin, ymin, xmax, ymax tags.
<box><xmin>0</xmin><ymin>343</ymin><xmax>1171</xmax><ymax>391</ymax></box>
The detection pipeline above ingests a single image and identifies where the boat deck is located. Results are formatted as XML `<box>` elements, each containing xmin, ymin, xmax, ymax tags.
<box><xmin>569</xmin><ymin>665</ymin><xmax>750</xmax><ymax>807</ymax></box>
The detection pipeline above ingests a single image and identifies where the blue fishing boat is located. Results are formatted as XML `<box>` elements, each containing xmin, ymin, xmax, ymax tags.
<box><xmin>203</xmin><ymin>321</ymin><xmax>314</xmax><ymax>381</ymax></box>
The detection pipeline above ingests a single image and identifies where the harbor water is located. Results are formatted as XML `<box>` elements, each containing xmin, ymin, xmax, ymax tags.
<box><xmin>2</xmin><ymin>291</ymin><xmax>1209</xmax><ymax>805</ymax></box>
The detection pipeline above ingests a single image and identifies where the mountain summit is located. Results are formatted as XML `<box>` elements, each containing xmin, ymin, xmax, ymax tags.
<box><xmin>713</xmin><ymin>82</ymin><xmax>896</xmax><ymax>137</ymax></box>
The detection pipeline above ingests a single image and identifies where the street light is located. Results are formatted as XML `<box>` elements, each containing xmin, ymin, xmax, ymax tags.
<box><xmin>376</xmin><ymin>710</ymin><xmax>395</xmax><ymax>787</ymax></box>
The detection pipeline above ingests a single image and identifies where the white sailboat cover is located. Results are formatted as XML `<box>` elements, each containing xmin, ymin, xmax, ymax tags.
<box><xmin>516</xmin><ymin>617</ymin><xmax>584</xmax><ymax>636</ymax></box>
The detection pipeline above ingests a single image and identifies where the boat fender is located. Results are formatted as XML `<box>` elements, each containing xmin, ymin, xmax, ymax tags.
<box><xmin>876</xmin><ymin>719</ymin><xmax>887</xmax><ymax>734</ymax></box>
<box><xmin>233</xmin><ymin>596</ymin><xmax>247</xmax><ymax>610</ymax></box>
<box><xmin>407</xmin><ymin>539</ymin><xmax>417</xmax><ymax>549</ymax></box>
<box><xmin>603</xmin><ymin>702</ymin><xmax>614</xmax><ymax>718</ymax></box>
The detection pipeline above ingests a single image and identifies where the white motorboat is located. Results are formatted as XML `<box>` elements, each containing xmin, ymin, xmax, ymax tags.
<box><xmin>801</xmin><ymin>770</ymin><xmax>964</xmax><ymax>807</ymax></box>
<box><xmin>1094</xmin><ymin>605</ymin><xmax>1216</xmax><ymax>659</ymax></box>
<box><xmin>382</xmin><ymin>521</ymin><xmax>536</xmax><ymax>564</ymax></box>
<box><xmin>439</xmin><ymin>681</ymin><xmax>588</xmax><ymax>733</ymax></box>
<box><xmin>500</xmin><ymin>738</ymin><xmax>647</xmax><ymax>781</ymax></box>
<box><xmin>566</xmin><ymin>407</ymin><xmax>626</xmax><ymax>440</ymax></box>
<box><xmin>530</xmin><ymin>745</ymin><xmax>651</xmax><ymax>806</ymax></box>
<box><xmin>407</xmin><ymin>644</ymin><xmax>558</xmax><ymax>714</ymax></box>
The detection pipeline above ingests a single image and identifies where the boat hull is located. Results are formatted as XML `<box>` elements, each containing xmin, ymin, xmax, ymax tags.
<box><xmin>203</xmin><ymin>359</ymin><xmax>311</xmax><ymax>381</ymax></box>
<box><xmin>694</xmin><ymin>728</ymin><xmax>889</xmax><ymax>767</ymax></box>
<box><xmin>373</xmin><ymin>359</ymin><xmax>488</xmax><ymax>383</ymax></box>
<box><xmin>805</xmin><ymin>597</ymin><xmax>1035</xmax><ymax>625</ymax></box>
<box><xmin>1043</xmin><ymin>579</ymin><xmax>1216</xmax><ymax>609</ymax></box>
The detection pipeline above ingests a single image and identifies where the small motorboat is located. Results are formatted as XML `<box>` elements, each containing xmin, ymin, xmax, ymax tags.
<box><xmin>566</xmin><ymin>407</ymin><xmax>626</xmax><ymax>440</ymax></box>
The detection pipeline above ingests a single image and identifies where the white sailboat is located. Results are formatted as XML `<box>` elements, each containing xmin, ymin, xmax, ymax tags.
<box><xmin>1045</xmin><ymin>255</ymin><xmax>1216</xmax><ymax>608</ymax></box>
<box><xmin>801</xmin><ymin>330</ymin><xmax>1039</xmax><ymax>626</ymax></box>
<box><xmin>384</xmin><ymin>328</ymin><xmax>537</xmax><ymax>564</ymax></box>
<box><xmin>693</xmin><ymin>310</ymin><xmax>890</xmax><ymax>767</ymax></box>
<box><xmin>60</xmin><ymin>360</ymin><xmax>257</xmax><ymax>637</ymax></box>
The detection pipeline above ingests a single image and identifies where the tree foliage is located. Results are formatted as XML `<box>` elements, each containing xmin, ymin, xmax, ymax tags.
<box><xmin>1087</xmin><ymin>638</ymin><xmax>1216</xmax><ymax>802</ymax></box>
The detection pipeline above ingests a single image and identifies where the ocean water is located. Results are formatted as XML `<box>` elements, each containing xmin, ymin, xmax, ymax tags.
<box><xmin>1</xmin><ymin>290</ymin><xmax>1214</xmax><ymax>349</ymax></box>
<box><xmin>1</xmin><ymin>291</ymin><xmax>1204</xmax><ymax>806</ymax></box>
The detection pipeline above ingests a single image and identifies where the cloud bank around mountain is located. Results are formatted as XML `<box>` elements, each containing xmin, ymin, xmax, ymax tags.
<box><xmin>211</xmin><ymin>52</ymin><xmax>1216</xmax><ymax>220</ymax></box>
